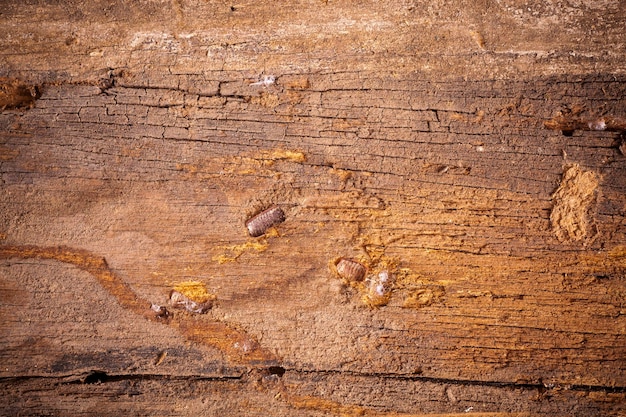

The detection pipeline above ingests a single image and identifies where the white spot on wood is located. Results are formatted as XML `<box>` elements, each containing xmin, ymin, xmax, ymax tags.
<box><xmin>250</xmin><ymin>75</ymin><xmax>276</xmax><ymax>87</ymax></box>
<box><xmin>130</xmin><ymin>32</ymin><xmax>180</xmax><ymax>52</ymax></box>
<box><xmin>588</xmin><ymin>119</ymin><xmax>606</xmax><ymax>131</ymax></box>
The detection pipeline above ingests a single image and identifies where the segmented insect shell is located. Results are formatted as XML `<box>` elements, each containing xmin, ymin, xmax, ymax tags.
<box><xmin>151</xmin><ymin>303</ymin><xmax>172</xmax><ymax>319</ymax></box>
<box><xmin>370</xmin><ymin>270</ymin><xmax>390</xmax><ymax>296</ymax></box>
<box><xmin>364</xmin><ymin>270</ymin><xmax>393</xmax><ymax>307</ymax></box>
<box><xmin>335</xmin><ymin>258</ymin><xmax>366</xmax><ymax>282</ymax></box>
<box><xmin>250</xmin><ymin>75</ymin><xmax>276</xmax><ymax>87</ymax></box>
<box><xmin>169</xmin><ymin>290</ymin><xmax>214</xmax><ymax>314</ymax></box>
<box><xmin>246</xmin><ymin>205</ymin><xmax>285</xmax><ymax>237</ymax></box>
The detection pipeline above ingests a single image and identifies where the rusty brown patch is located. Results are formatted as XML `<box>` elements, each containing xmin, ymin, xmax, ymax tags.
<box><xmin>0</xmin><ymin>78</ymin><xmax>40</xmax><ymax>110</ymax></box>
<box><xmin>284</xmin><ymin>76</ymin><xmax>310</xmax><ymax>90</ymax></box>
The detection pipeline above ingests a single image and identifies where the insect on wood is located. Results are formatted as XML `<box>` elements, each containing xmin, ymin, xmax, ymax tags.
<box><xmin>364</xmin><ymin>270</ymin><xmax>393</xmax><ymax>307</ymax></box>
<box><xmin>170</xmin><ymin>290</ymin><xmax>214</xmax><ymax>314</ymax></box>
<box><xmin>335</xmin><ymin>258</ymin><xmax>367</xmax><ymax>282</ymax></box>
<box><xmin>151</xmin><ymin>303</ymin><xmax>172</xmax><ymax>320</ymax></box>
<box><xmin>245</xmin><ymin>205</ymin><xmax>285</xmax><ymax>237</ymax></box>
<box><xmin>249</xmin><ymin>75</ymin><xmax>275</xmax><ymax>87</ymax></box>
<box><xmin>370</xmin><ymin>270</ymin><xmax>390</xmax><ymax>297</ymax></box>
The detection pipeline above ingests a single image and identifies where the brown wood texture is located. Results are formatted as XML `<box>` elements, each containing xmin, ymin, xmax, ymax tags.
<box><xmin>1</xmin><ymin>1</ymin><xmax>626</xmax><ymax>416</ymax></box>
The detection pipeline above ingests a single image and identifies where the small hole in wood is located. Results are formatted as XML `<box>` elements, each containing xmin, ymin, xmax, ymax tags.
<box><xmin>562</xmin><ymin>130</ymin><xmax>574</xmax><ymax>137</ymax></box>
<box><xmin>267</xmin><ymin>366</ymin><xmax>285</xmax><ymax>377</ymax></box>
<box><xmin>84</xmin><ymin>371</ymin><xmax>108</xmax><ymax>384</ymax></box>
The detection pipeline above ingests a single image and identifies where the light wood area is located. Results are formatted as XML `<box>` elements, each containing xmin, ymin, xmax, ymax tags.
<box><xmin>1</xmin><ymin>1</ymin><xmax>625</xmax><ymax>416</ymax></box>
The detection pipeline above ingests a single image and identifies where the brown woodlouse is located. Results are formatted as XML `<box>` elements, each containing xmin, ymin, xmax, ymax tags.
<box><xmin>169</xmin><ymin>290</ymin><xmax>214</xmax><ymax>314</ymax></box>
<box><xmin>335</xmin><ymin>258</ymin><xmax>367</xmax><ymax>282</ymax></box>
<box><xmin>245</xmin><ymin>205</ymin><xmax>285</xmax><ymax>237</ymax></box>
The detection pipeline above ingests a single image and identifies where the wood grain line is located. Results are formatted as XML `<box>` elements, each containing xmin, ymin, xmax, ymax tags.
<box><xmin>284</xmin><ymin>393</ymin><xmax>532</xmax><ymax>417</ymax></box>
<box><xmin>0</xmin><ymin>244</ymin><xmax>279</xmax><ymax>366</ymax></box>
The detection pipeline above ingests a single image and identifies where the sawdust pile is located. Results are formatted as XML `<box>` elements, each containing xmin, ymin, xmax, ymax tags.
<box><xmin>550</xmin><ymin>164</ymin><xmax>599</xmax><ymax>242</ymax></box>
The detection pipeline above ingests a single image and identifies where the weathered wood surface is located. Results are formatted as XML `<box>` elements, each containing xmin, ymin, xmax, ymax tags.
<box><xmin>1</xmin><ymin>1</ymin><xmax>626</xmax><ymax>416</ymax></box>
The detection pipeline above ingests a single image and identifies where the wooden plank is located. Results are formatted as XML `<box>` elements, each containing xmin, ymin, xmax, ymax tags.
<box><xmin>1</xmin><ymin>1</ymin><xmax>625</xmax><ymax>415</ymax></box>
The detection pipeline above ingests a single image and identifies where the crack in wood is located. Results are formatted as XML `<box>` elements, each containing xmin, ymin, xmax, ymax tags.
<box><xmin>288</xmin><ymin>367</ymin><xmax>626</xmax><ymax>393</ymax></box>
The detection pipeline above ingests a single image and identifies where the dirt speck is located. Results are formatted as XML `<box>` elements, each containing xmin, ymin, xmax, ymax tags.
<box><xmin>470</xmin><ymin>30</ymin><xmax>485</xmax><ymax>50</ymax></box>
<box><xmin>550</xmin><ymin>164</ymin><xmax>599</xmax><ymax>243</ymax></box>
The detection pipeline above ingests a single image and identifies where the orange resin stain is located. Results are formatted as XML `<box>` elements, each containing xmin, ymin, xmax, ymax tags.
<box><xmin>0</xmin><ymin>244</ymin><xmax>278</xmax><ymax>365</ymax></box>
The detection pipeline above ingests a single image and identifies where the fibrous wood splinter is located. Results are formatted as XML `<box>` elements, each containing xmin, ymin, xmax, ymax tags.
<box><xmin>154</xmin><ymin>351</ymin><xmax>167</xmax><ymax>366</ymax></box>
<box><xmin>335</xmin><ymin>258</ymin><xmax>367</xmax><ymax>282</ymax></box>
<box><xmin>544</xmin><ymin>115</ymin><xmax>626</xmax><ymax>133</ymax></box>
<box><xmin>246</xmin><ymin>205</ymin><xmax>285</xmax><ymax>237</ymax></box>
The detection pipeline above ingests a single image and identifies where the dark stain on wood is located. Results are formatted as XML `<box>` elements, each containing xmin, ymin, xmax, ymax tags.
<box><xmin>0</xmin><ymin>78</ymin><xmax>40</xmax><ymax>110</ymax></box>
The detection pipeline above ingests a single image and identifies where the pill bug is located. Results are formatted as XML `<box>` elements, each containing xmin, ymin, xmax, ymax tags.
<box><xmin>246</xmin><ymin>205</ymin><xmax>285</xmax><ymax>237</ymax></box>
<box><xmin>170</xmin><ymin>290</ymin><xmax>214</xmax><ymax>314</ymax></box>
<box><xmin>335</xmin><ymin>258</ymin><xmax>367</xmax><ymax>282</ymax></box>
